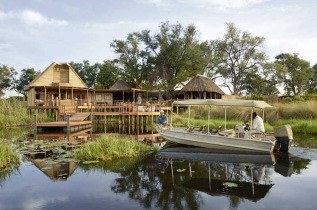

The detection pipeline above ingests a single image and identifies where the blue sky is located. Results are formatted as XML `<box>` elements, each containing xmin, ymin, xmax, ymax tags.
<box><xmin>0</xmin><ymin>0</ymin><xmax>316</xmax><ymax>96</ymax></box>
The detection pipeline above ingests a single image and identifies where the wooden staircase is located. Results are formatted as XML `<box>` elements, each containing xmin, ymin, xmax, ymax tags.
<box><xmin>59</xmin><ymin>100</ymin><xmax>76</xmax><ymax>115</ymax></box>
<box><xmin>69</xmin><ymin>112</ymin><xmax>90</xmax><ymax>122</ymax></box>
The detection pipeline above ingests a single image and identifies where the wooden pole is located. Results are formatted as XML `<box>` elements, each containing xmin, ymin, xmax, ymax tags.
<box><xmin>133</xmin><ymin>90</ymin><xmax>135</xmax><ymax>103</ymax></box>
<box><xmin>67</xmin><ymin>114</ymin><xmax>70</xmax><ymax>143</ymax></box>
<box><xmin>58</xmin><ymin>84</ymin><xmax>61</xmax><ymax>106</ymax></box>
<box><xmin>89</xmin><ymin>113</ymin><xmax>93</xmax><ymax>138</ymax></box>
<box><xmin>208</xmin><ymin>106</ymin><xmax>210</xmax><ymax>133</ymax></box>
<box><xmin>34</xmin><ymin>114</ymin><xmax>37</xmax><ymax>140</ymax></box>
<box><xmin>71</xmin><ymin>87</ymin><xmax>74</xmax><ymax>106</ymax></box>
<box><xmin>44</xmin><ymin>87</ymin><xmax>46</xmax><ymax>106</ymax></box>
<box><xmin>224</xmin><ymin>107</ymin><xmax>227</xmax><ymax>130</ymax></box>
<box><xmin>188</xmin><ymin>106</ymin><xmax>191</xmax><ymax>126</ymax></box>
<box><xmin>123</xmin><ymin>91</ymin><xmax>125</xmax><ymax>103</ymax></box>
<box><xmin>34</xmin><ymin>87</ymin><xmax>36</xmax><ymax>106</ymax></box>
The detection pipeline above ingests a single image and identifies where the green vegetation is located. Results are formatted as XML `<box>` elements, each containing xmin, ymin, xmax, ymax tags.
<box><xmin>0</xmin><ymin>141</ymin><xmax>19</xmax><ymax>170</ymax></box>
<box><xmin>75</xmin><ymin>135</ymin><xmax>157</xmax><ymax>161</ymax></box>
<box><xmin>173</xmin><ymin>101</ymin><xmax>317</xmax><ymax>135</ymax></box>
<box><xmin>0</xmin><ymin>98</ymin><xmax>51</xmax><ymax>127</ymax></box>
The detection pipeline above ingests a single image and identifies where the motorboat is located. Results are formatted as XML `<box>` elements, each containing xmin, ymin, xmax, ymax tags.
<box><xmin>156</xmin><ymin>99</ymin><xmax>293</xmax><ymax>153</ymax></box>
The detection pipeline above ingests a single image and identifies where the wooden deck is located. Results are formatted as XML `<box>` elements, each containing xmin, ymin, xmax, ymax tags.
<box><xmin>37</xmin><ymin>121</ymin><xmax>92</xmax><ymax>127</ymax></box>
<box><xmin>92</xmin><ymin>112</ymin><xmax>160</xmax><ymax>116</ymax></box>
<box><xmin>69</xmin><ymin>113</ymin><xmax>90</xmax><ymax>121</ymax></box>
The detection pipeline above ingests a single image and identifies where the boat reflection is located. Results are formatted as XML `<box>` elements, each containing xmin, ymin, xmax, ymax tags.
<box><xmin>156</xmin><ymin>145</ymin><xmax>310</xmax><ymax>202</ymax></box>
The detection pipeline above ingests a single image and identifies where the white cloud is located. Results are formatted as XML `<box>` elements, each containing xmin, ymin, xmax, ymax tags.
<box><xmin>136</xmin><ymin>0</ymin><xmax>270</xmax><ymax>9</ymax></box>
<box><xmin>134</xmin><ymin>0</ymin><xmax>171</xmax><ymax>7</ymax></box>
<box><xmin>0</xmin><ymin>9</ymin><xmax>69</xmax><ymax>26</ymax></box>
<box><xmin>21</xmin><ymin>10</ymin><xmax>68</xmax><ymax>26</ymax></box>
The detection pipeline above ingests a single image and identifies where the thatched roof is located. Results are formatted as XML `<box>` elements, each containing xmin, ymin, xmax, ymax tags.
<box><xmin>110</xmin><ymin>80</ymin><xmax>132</xmax><ymax>90</ymax></box>
<box><xmin>181</xmin><ymin>75</ymin><xmax>225</xmax><ymax>94</ymax></box>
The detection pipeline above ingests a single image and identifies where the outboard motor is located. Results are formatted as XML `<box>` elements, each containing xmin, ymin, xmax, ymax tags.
<box><xmin>273</xmin><ymin>125</ymin><xmax>293</xmax><ymax>152</ymax></box>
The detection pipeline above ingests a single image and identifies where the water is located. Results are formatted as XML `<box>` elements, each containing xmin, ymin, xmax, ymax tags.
<box><xmin>1</xmin><ymin>129</ymin><xmax>317</xmax><ymax>210</ymax></box>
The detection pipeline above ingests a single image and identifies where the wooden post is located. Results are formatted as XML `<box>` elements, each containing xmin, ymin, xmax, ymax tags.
<box><xmin>67</xmin><ymin>114</ymin><xmax>70</xmax><ymax>143</ymax></box>
<box><xmin>146</xmin><ymin>91</ymin><xmax>148</xmax><ymax>101</ymax></box>
<box><xmin>89</xmin><ymin>113</ymin><xmax>93</xmax><ymax>138</ymax></box>
<box><xmin>34</xmin><ymin>87</ymin><xmax>36</xmax><ymax>106</ymax></box>
<box><xmin>86</xmin><ymin>89</ymin><xmax>89</xmax><ymax>107</ymax></box>
<box><xmin>133</xmin><ymin>90</ymin><xmax>135</xmax><ymax>103</ymax></box>
<box><xmin>71</xmin><ymin>87</ymin><xmax>74</xmax><ymax>106</ymax></box>
<box><xmin>191</xmin><ymin>92</ymin><xmax>193</xmax><ymax>99</ymax></box>
<box><xmin>34</xmin><ymin>114</ymin><xmax>37</xmax><ymax>140</ymax></box>
<box><xmin>123</xmin><ymin>91</ymin><xmax>125</xmax><ymax>103</ymax></box>
<box><xmin>58</xmin><ymin>84</ymin><xmax>61</xmax><ymax>106</ymax></box>
<box><xmin>44</xmin><ymin>87</ymin><xmax>46</xmax><ymax>106</ymax></box>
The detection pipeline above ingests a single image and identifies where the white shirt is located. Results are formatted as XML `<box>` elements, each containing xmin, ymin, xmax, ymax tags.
<box><xmin>137</xmin><ymin>96</ymin><xmax>142</xmax><ymax>104</ymax></box>
<box><xmin>252</xmin><ymin>115</ymin><xmax>265</xmax><ymax>132</ymax></box>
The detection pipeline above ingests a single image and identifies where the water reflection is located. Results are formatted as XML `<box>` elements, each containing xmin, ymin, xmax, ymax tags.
<box><xmin>154</xmin><ymin>145</ymin><xmax>311</xmax><ymax>207</ymax></box>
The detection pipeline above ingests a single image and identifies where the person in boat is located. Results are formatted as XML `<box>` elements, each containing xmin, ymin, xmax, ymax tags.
<box><xmin>252</xmin><ymin>112</ymin><xmax>265</xmax><ymax>132</ymax></box>
<box><xmin>136</xmin><ymin>93</ymin><xmax>142</xmax><ymax>104</ymax></box>
<box><xmin>158</xmin><ymin>110</ymin><xmax>168</xmax><ymax>127</ymax></box>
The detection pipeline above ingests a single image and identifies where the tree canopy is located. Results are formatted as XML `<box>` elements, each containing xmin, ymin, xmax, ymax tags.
<box><xmin>0</xmin><ymin>64</ymin><xmax>17</xmax><ymax>97</ymax></box>
<box><xmin>208</xmin><ymin>23</ymin><xmax>267</xmax><ymax>95</ymax></box>
<box><xmin>3</xmin><ymin>22</ymin><xmax>317</xmax><ymax>99</ymax></box>
<box><xmin>275</xmin><ymin>53</ymin><xmax>313</xmax><ymax>96</ymax></box>
<box><xmin>14</xmin><ymin>68</ymin><xmax>40</xmax><ymax>98</ymax></box>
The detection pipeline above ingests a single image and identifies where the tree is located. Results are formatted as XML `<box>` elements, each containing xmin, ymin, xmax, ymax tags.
<box><xmin>69</xmin><ymin>60</ymin><xmax>99</xmax><ymax>88</ymax></box>
<box><xmin>275</xmin><ymin>53</ymin><xmax>313</xmax><ymax>96</ymax></box>
<box><xmin>14</xmin><ymin>68</ymin><xmax>40</xmax><ymax>98</ymax></box>
<box><xmin>95</xmin><ymin>60</ymin><xmax>119</xmax><ymax>89</ymax></box>
<box><xmin>242</xmin><ymin>63</ymin><xmax>280</xmax><ymax>97</ymax></box>
<box><xmin>208</xmin><ymin>23</ymin><xmax>267</xmax><ymax>95</ymax></box>
<box><xmin>111</xmin><ymin>32</ymin><xmax>153</xmax><ymax>89</ymax></box>
<box><xmin>141</xmin><ymin>22</ymin><xmax>210</xmax><ymax>97</ymax></box>
<box><xmin>0</xmin><ymin>64</ymin><xmax>17</xmax><ymax>97</ymax></box>
<box><xmin>307</xmin><ymin>63</ymin><xmax>317</xmax><ymax>93</ymax></box>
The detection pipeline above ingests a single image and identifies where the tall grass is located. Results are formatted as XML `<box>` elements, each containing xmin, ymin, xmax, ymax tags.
<box><xmin>173</xmin><ymin>101</ymin><xmax>317</xmax><ymax>134</ymax></box>
<box><xmin>0</xmin><ymin>98</ymin><xmax>51</xmax><ymax>127</ymax></box>
<box><xmin>75</xmin><ymin>135</ymin><xmax>157</xmax><ymax>161</ymax></box>
<box><xmin>0</xmin><ymin>141</ymin><xmax>19</xmax><ymax>170</ymax></box>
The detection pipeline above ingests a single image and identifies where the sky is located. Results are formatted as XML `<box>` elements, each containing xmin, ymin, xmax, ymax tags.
<box><xmin>0</xmin><ymin>0</ymin><xmax>317</xmax><ymax>96</ymax></box>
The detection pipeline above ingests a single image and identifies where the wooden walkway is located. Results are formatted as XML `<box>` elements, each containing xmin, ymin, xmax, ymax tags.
<box><xmin>69</xmin><ymin>113</ymin><xmax>90</xmax><ymax>121</ymax></box>
<box><xmin>92</xmin><ymin>111</ymin><xmax>160</xmax><ymax>116</ymax></box>
<box><xmin>36</xmin><ymin>121</ymin><xmax>92</xmax><ymax>133</ymax></box>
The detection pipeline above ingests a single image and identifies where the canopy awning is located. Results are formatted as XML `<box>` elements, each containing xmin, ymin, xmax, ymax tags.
<box><xmin>173</xmin><ymin>99</ymin><xmax>272</xmax><ymax>109</ymax></box>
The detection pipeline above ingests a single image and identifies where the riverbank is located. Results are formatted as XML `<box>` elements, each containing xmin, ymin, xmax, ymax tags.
<box><xmin>0</xmin><ymin>99</ymin><xmax>51</xmax><ymax>127</ymax></box>
<box><xmin>0</xmin><ymin>141</ymin><xmax>19</xmax><ymax>170</ymax></box>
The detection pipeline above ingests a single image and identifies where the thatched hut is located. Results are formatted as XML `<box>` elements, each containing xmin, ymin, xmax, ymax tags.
<box><xmin>109</xmin><ymin>80</ymin><xmax>132</xmax><ymax>90</ymax></box>
<box><xmin>180</xmin><ymin>75</ymin><xmax>224</xmax><ymax>99</ymax></box>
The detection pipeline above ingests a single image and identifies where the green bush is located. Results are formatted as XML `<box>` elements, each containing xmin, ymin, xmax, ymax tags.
<box><xmin>75</xmin><ymin>135</ymin><xmax>157</xmax><ymax>161</ymax></box>
<box><xmin>0</xmin><ymin>141</ymin><xmax>19</xmax><ymax>170</ymax></box>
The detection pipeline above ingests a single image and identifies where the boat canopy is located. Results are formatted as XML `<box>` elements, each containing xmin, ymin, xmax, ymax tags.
<box><xmin>173</xmin><ymin>99</ymin><xmax>272</xmax><ymax>109</ymax></box>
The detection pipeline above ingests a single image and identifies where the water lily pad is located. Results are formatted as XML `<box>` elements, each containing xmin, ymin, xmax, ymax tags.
<box><xmin>83</xmin><ymin>160</ymin><xmax>99</xmax><ymax>164</ymax></box>
<box><xmin>177</xmin><ymin>169</ymin><xmax>186</xmax><ymax>173</ymax></box>
<box><xmin>42</xmin><ymin>166</ymin><xmax>53</xmax><ymax>170</ymax></box>
<box><xmin>222</xmin><ymin>182</ymin><xmax>238</xmax><ymax>187</ymax></box>
<box><xmin>241</xmin><ymin>163</ymin><xmax>254</xmax><ymax>167</ymax></box>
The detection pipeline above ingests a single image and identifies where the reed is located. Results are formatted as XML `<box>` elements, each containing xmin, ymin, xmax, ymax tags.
<box><xmin>0</xmin><ymin>141</ymin><xmax>19</xmax><ymax>170</ymax></box>
<box><xmin>176</xmin><ymin>101</ymin><xmax>317</xmax><ymax>122</ymax></box>
<box><xmin>75</xmin><ymin>135</ymin><xmax>157</xmax><ymax>161</ymax></box>
<box><xmin>0</xmin><ymin>98</ymin><xmax>51</xmax><ymax>127</ymax></box>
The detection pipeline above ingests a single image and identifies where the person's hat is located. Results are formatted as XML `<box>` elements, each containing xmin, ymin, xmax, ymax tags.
<box><xmin>160</xmin><ymin>110</ymin><xmax>164</xmax><ymax>113</ymax></box>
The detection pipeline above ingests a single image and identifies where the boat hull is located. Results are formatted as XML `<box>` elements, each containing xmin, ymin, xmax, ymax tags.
<box><xmin>157</xmin><ymin>127</ymin><xmax>273</xmax><ymax>153</ymax></box>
